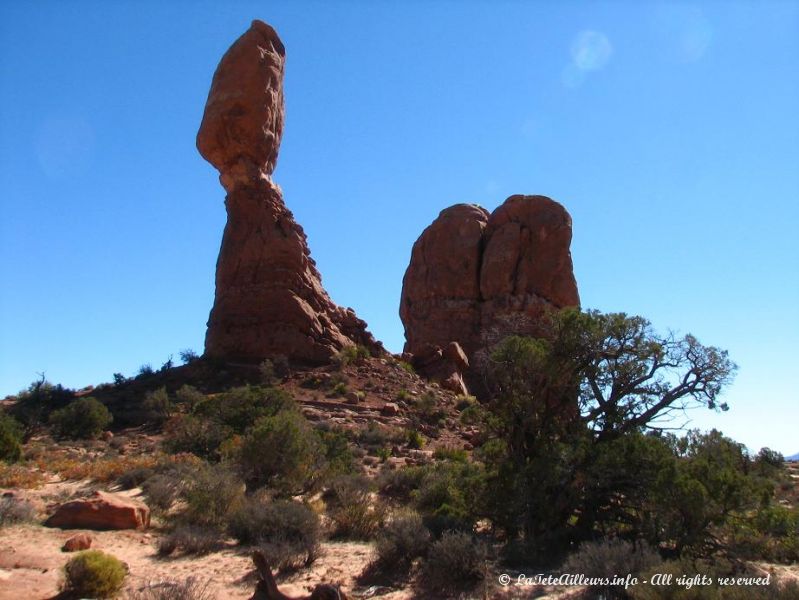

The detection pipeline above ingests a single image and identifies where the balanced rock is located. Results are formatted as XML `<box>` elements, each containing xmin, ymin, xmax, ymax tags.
<box><xmin>45</xmin><ymin>491</ymin><xmax>150</xmax><ymax>531</ymax></box>
<box><xmin>400</xmin><ymin>195</ymin><xmax>579</xmax><ymax>389</ymax></box>
<box><xmin>198</xmin><ymin>20</ymin><xmax>381</xmax><ymax>363</ymax></box>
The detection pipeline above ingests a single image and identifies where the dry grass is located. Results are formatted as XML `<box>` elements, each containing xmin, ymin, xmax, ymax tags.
<box><xmin>1</xmin><ymin>449</ymin><xmax>200</xmax><ymax>488</ymax></box>
<box><xmin>0</xmin><ymin>463</ymin><xmax>48</xmax><ymax>488</ymax></box>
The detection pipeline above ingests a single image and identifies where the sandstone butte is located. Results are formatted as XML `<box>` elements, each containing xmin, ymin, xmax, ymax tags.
<box><xmin>197</xmin><ymin>20</ymin><xmax>382</xmax><ymax>364</ymax></box>
<box><xmin>400</xmin><ymin>195</ymin><xmax>580</xmax><ymax>392</ymax></box>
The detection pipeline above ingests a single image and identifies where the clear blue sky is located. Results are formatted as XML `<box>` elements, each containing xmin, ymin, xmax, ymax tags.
<box><xmin>1</xmin><ymin>2</ymin><xmax>797</xmax><ymax>454</ymax></box>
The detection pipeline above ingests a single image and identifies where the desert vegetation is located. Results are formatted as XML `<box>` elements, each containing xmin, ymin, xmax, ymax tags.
<box><xmin>1</xmin><ymin>314</ymin><xmax>797</xmax><ymax>600</ymax></box>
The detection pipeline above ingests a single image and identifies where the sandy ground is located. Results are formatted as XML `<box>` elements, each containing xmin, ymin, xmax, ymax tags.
<box><xmin>0</xmin><ymin>521</ymin><xmax>413</xmax><ymax>600</ymax></box>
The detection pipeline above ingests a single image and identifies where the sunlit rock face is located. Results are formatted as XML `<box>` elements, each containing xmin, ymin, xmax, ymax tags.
<box><xmin>400</xmin><ymin>195</ymin><xmax>579</xmax><ymax>388</ymax></box>
<box><xmin>198</xmin><ymin>20</ymin><xmax>381</xmax><ymax>363</ymax></box>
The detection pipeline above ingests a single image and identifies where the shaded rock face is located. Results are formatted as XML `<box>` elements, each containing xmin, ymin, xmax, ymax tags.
<box><xmin>400</xmin><ymin>195</ymin><xmax>579</xmax><ymax>387</ymax></box>
<box><xmin>198</xmin><ymin>20</ymin><xmax>380</xmax><ymax>363</ymax></box>
<box><xmin>45</xmin><ymin>491</ymin><xmax>150</xmax><ymax>531</ymax></box>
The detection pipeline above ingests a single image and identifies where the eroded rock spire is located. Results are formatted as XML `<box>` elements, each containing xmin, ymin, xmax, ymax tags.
<box><xmin>198</xmin><ymin>20</ymin><xmax>381</xmax><ymax>363</ymax></box>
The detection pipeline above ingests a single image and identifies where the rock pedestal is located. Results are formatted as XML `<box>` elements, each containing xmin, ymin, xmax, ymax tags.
<box><xmin>198</xmin><ymin>20</ymin><xmax>380</xmax><ymax>363</ymax></box>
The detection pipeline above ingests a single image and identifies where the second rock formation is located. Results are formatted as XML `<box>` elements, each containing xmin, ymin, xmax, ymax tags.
<box><xmin>400</xmin><ymin>195</ymin><xmax>579</xmax><ymax>391</ymax></box>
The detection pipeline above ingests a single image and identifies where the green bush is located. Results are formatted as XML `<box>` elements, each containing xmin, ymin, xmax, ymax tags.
<box><xmin>375</xmin><ymin>511</ymin><xmax>431</xmax><ymax>567</ymax></box>
<box><xmin>333</xmin><ymin>344</ymin><xmax>370</xmax><ymax>368</ymax></box>
<box><xmin>163</xmin><ymin>414</ymin><xmax>228</xmax><ymax>461</ymax></box>
<box><xmin>179</xmin><ymin>349</ymin><xmax>200</xmax><ymax>365</ymax></box>
<box><xmin>229</xmin><ymin>498</ymin><xmax>320</xmax><ymax>571</ymax></box>
<box><xmin>317</xmin><ymin>426</ymin><xmax>355</xmax><ymax>477</ymax></box>
<box><xmin>62</xmin><ymin>550</ymin><xmax>127</xmax><ymax>598</ymax></box>
<box><xmin>421</xmin><ymin>531</ymin><xmax>485</xmax><ymax>594</ymax></box>
<box><xmin>49</xmin><ymin>397</ymin><xmax>112</xmax><ymax>439</ymax></box>
<box><xmin>11</xmin><ymin>379</ymin><xmax>75</xmax><ymax>436</ymax></box>
<box><xmin>377</xmin><ymin>465</ymin><xmax>427</xmax><ymax>500</ymax></box>
<box><xmin>178</xmin><ymin>464</ymin><xmax>244</xmax><ymax>529</ymax></box>
<box><xmin>406</xmin><ymin>429</ymin><xmax>425</xmax><ymax>450</ymax></box>
<box><xmin>412</xmin><ymin>462</ymin><xmax>483</xmax><ymax>535</ymax></box>
<box><xmin>174</xmin><ymin>385</ymin><xmax>205</xmax><ymax>409</ymax></box>
<box><xmin>414</xmin><ymin>391</ymin><xmax>445</xmax><ymax>425</ymax></box>
<box><xmin>0</xmin><ymin>412</ymin><xmax>23</xmax><ymax>462</ymax></box>
<box><xmin>433</xmin><ymin>446</ymin><xmax>468</xmax><ymax>462</ymax></box>
<box><xmin>193</xmin><ymin>385</ymin><xmax>295</xmax><ymax>434</ymax></box>
<box><xmin>142</xmin><ymin>387</ymin><xmax>173</xmax><ymax>425</ymax></box>
<box><xmin>237</xmin><ymin>411</ymin><xmax>325</xmax><ymax>493</ymax></box>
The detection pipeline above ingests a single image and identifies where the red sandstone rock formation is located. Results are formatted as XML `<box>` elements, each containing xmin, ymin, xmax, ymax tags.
<box><xmin>400</xmin><ymin>195</ymin><xmax>579</xmax><ymax>388</ymax></box>
<box><xmin>45</xmin><ymin>491</ymin><xmax>150</xmax><ymax>530</ymax></box>
<box><xmin>198</xmin><ymin>20</ymin><xmax>380</xmax><ymax>363</ymax></box>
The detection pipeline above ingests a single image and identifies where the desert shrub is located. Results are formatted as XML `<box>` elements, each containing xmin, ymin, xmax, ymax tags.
<box><xmin>0</xmin><ymin>495</ymin><xmax>37</xmax><ymax>526</ymax></box>
<box><xmin>333</xmin><ymin>344</ymin><xmax>370</xmax><ymax>368</ymax></box>
<box><xmin>357</xmin><ymin>422</ymin><xmax>404</xmax><ymax>448</ymax></box>
<box><xmin>458</xmin><ymin>403</ymin><xmax>486</xmax><ymax>426</ymax></box>
<box><xmin>0</xmin><ymin>411</ymin><xmax>23</xmax><ymax>462</ymax></box>
<box><xmin>406</xmin><ymin>429</ymin><xmax>425</xmax><ymax>449</ymax></box>
<box><xmin>396</xmin><ymin>389</ymin><xmax>411</xmax><ymax>402</ymax></box>
<box><xmin>229</xmin><ymin>498</ymin><xmax>320</xmax><ymax>570</ymax></box>
<box><xmin>326</xmin><ymin>475</ymin><xmax>385</xmax><ymax>540</ymax></box>
<box><xmin>728</xmin><ymin>504</ymin><xmax>799</xmax><ymax>563</ymax></box>
<box><xmin>237</xmin><ymin>411</ymin><xmax>325</xmax><ymax>493</ymax></box>
<box><xmin>414</xmin><ymin>392</ymin><xmax>445</xmax><ymax>425</ymax></box>
<box><xmin>113</xmin><ymin>373</ymin><xmax>127</xmax><ymax>387</ymax></box>
<box><xmin>138</xmin><ymin>364</ymin><xmax>154</xmax><ymax>376</ymax></box>
<box><xmin>259</xmin><ymin>359</ymin><xmax>276</xmax><ymax>384</ymax></box>
<box><xmin>330</xmin><ymin>382</ymin><xmax>348</xmax><ymax>396</ymax></box>
<box><xmin>412</xmin><ymin>462</ymin><xmax>483</xmax><ymax>535</ymax></box>
<box><xmin>125</xmin><ymin>576</ymin><xmax>214</xmax><ymax>600</ymax></box>
<box><xmin>11</xmin><ymin>379</ymin><xmax>75</xmax><ymax>436</ymax></box>
<box><xmin>163</xmin><ymin>414</ymin><xmax>228</xmax><ymax>461</ymax></box>
<box><xmin>179</xmin><ymin>349</ymin><xmax>199</xmax><ymax>365</ymax></box>
<box><xmin>396</xmin><ymin>360</ymin><xmax>415</xmax><ymax>374</ymax></box>
<box><xmin>178</xmin><ymin>464</ymin><xmax>244</xmax><ymax>529</ymax></box>
<box><xmin>157</xmin><ymin>524</ymin><xmax>221</xmax><ymax>557</ymax></box>
<box><xmin>49</xmin><ymin>397</ymin><xmax>112</xmax><ymax>439</ymax></box>
<box><xmin>433</xmin><ymin>446</ymin><xmax>468</xmax><ymax>462</ymax></box>
<box><xmin>377</xmin><ymin>465</ymin><xmax>427</xmax><ymax>500</ymax></box>
<box><xmin>455</xmin><ymin>394</ymin><xmax>477</xmax><ymax>411</ymax></box>
<box><xmin>142</xmin><ymin>387</ymin><xmax>173</xmax><ymax>425</ymax></box>
<box><xmin>420</xmin><ymin>531</ymin><xmax>485</xmax><ymax>594</ymax></box>
<box><xmin>142</xmin><ymin>472</ymin><xmax>185</xmax><ymax>512</ymax></box>
<box><xmin>62</xmin><ymin>550</ymin><xmax>127</xmax><ymax>598</ymax></box>
<box><xmin>631</xmin><ymin>558</ymin><xmax>799</xmax><ymax>600</ymax></box>
<box><xmin>317</xmin><ymin>426</ymin><xmax>355</xmax><ymax>477</ymax></box>
<box><xmin>375</xmin><ymin>511</ymin><xmax>431</xmax><ymax>567</ymax></box>
<box><xmin>117</xmin><ymin>466</ymin><xmax>156</xmax><ymax>490</ymax></box>
<box><xmin>193</xmin><ymin>385</ymin><xmax>295</xmax><ymax>434</ymax></box>
<box><xmin>174</xmin><ymin>385</ymin><xmax>205</xmax><ymax>410</ymax></box>
<box><xmin>562</xmin><ymin>538</ymin><xmax>662</xmax><ymax>599</ymax></box>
